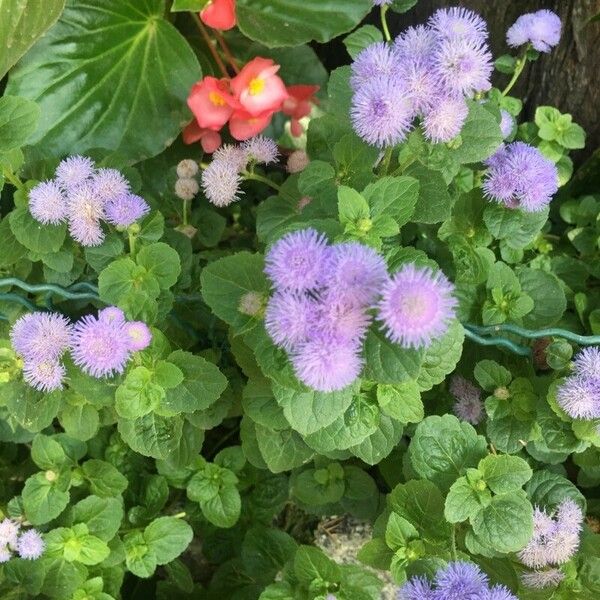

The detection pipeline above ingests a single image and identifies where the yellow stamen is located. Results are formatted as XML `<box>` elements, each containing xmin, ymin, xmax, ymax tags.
<box><xmin>209</xmin><ymin>91</ymin><xmax>226</xmax><ymax>107</ymax></box>
<box><xmin>248</xmin><ymin>77</ymin><xmax>265</xmax><ymax>95</ymax></box>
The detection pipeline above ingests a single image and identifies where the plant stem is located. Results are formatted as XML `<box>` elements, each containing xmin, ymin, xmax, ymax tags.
<box><xmin>191</xmin><ymin>13</ymin><xmax>229</xmax><ymax>78</ymax></box>
<box><xmin>128</xmin><ymin>231</ymin><xmax>137</xmax><ymax>259</ymax></box>
<box><xmin>2</xmin><ymin>168</ymin><xmax>26</xmax><ymax>193</ymax></box>
<box><xmin>502</xmin><ymin>46</ymin><xmax>529</xmax><ymax>96</ymax></box>
<box><xmin>182</xmin><ymin>198</ymin><xmax>190</xmax><ymax>226</ymax></box>
<box><xmin>380</xmin><ymin>6</ymin><xmax>392</xmax><ymax>42</ymax></box>
<box><xmin>243</xmin><ymin>171</ymin><xmax>282</xmax><ymax>192</ymax></box>
<box><xmin>214</xmin><ymin>30</ymin><xmax>240</xmax><ymax>74</ymax></box>
<box><xmin>379</xmin><ymin>147</ymin><xmax>393</xmax><ymax>175</ymax></box>
<box><xmin>451</xmin><ymin>525</ymin><xmax>458</xmax><ymax>561</ymax></box>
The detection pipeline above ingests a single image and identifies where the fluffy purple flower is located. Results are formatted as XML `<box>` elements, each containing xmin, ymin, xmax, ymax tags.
<box><xmin>201</xmin><ymin>159</ymin><xmax>244</xmax><ymax>207</ymax></box>
<box><xmin>23</xmin><ymin>359</ymin><xmax>66</xmax><ymax>392</ymax></box>
<box><xmin>291</xmin><ymin>336</ymin><xmax>363</xmax><ymax>392</ymax></box>
<box><xmin>0</xmin><ymin>519</ymin><xmax>20</xmax><ymax>549</ymax></box>
<box><xmin>351</xmin><ymin>42</ymin><xmax>400</xmax><ymax>88</ymax></box>
<box><xmin>29</xmin><ymin>180</ymin><xmax>67</xmax><ymax>225</ymax></box>
<box><xmin>10</xmin><ymin>312</ymin><xmax>72</xmax><ymax>363</ymax></box>
<box><xmin>213</xmin><ymin>144</ymin><xmax>249</xmax><ymax>173</ymax></box>
<box><xmin>323</xmin><ymin>242</ymin><xmax>389</xmax><ymax>306</ymax></box>
<box><xmin>313</xmin><ymin>290</ymin><xmax>373</xmax><ymax>345</ymax></box>
<box><xmin>351</xmin><ymin>78</ymin><xmax>414</xmax><ymax>147</ymax></box>
<box><xmin>433</xmin><ymin>37</ymin><xmax>493</xmax><ymax>96</ymax></box>
<box><xmin>499</xmin><ymin>109</ymin><xmax>515</xmax><ymax>138</ymax></box>
<box><xmin>98</xmin><ymin>306</ymin><xmax>126</xmax><ymax>326</ymax></box>
<box><xmin>0</xmin><ymin>546</ymin><xmax>11</xmax><ymax>563</ymax></box>
<box><xmin>450</xmin><ymin>375</ymin><xmax>484</xmax><ymax>425</ymax></box>
<box><xmin>105</xmin><ymin>193</ymin><xmax>150</xmax><ymax>227</ymax></box>
<box><xmin>124</xmin><ymin>321</ymin><xmax>152</xmax><ymax>352</ymax></box>
<box><xmin>556</xmin><ymin>375</ymin><xmax>600</xmax><ymax>419</ymax></box>
<box><xmin>573</xmin><ymin>346</ymin><xmax>600</xmax><ymax>380</ymax></box>
<box><xmin>265</xmin><ymin>291</ymin><xmax>315</xmax><ymax>351</ymax></box>
<box><xmin>507</xmin><ymin>10</ymin><xmax>561</xmax><ymax>53</ymax></box>
<box><xmin>55</xmin><ymin>155</ymin><xmax>95</xmax><ymax>190</ymax></box>
<box><xmin>71</xmin><ymin>313</ymin><xmax>130</xmax><ymax>378</ymax></box>
<box><xmin>394</xmin><ymin>26</ymin><xmax>438</xmax><ymax>65</ymax></box>
<box><xmin>518</xmin><ymin>499</ymin><xmax>583</xmax><ymax>569</ymax></box>
<box><xmin>399</xmin><ymin>61</ymin><xmax>440</xmax><ymax>115</ymax></box>
<box><xmin>433</xmin><ymin>561</ymin><xmax>489</xmax><ymax>599</ymax></box>
<box><xmin>16</xmin><ymin>529</ymin><xmax>45</xmax><ymax>560</ymax></box>
<box><xmin>428</xmin><ymin>7</ymin><xmax>488</xmax><ymax>44</ymax></box>
<box><xmin>91</xmin><ymin>168</ymin><xmax>130</xmax><ymax>203</ymax></box>
<box><xmin>242</xmin><ymin>136</ymin><xmax>278</xmax><ymax>165</ymax></box>
<box><xmin>423</xmin><ymin>96</ymin><xmax>469</xmax><ymax>143</ymax></box>
<box><xmin>521</xmin><ymin>568</ymin><xmax>564</xmax><ymax>589</ymax></box>
<box><xmin>67</xmin><ymin>182</ymin><xmax>105</xmax><ymax>246</ymax></box>
<box><xmin>377</xmin><ymin>264</ymin><xmax>457</xmax><ymax>349</ymax></box>
<box><xmin>486</xmin><ymin>585</ymin><xmax>518</xmax><ymax>600</ymax></box>
<box><xmin>264</xmin><ymin>228</ymin><xmax>329</xmax><ymax>292</ymax></box>
<box><xmin>397</xmin><ymin>576</ymin><xmax>434</xmax><ymax>600</ymax></box>
<box><xmin>483</xmin><ymin>142</ymin><xmax>559</xmax><ymax>212</ymax></box>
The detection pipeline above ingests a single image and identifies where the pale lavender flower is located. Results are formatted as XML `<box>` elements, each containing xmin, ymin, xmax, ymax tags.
<box><xmin>0</xmin><ymin>519</ymin><xmax>20</xmax><ymax>550</ymax></box>
<box><xmin>313</xmin><ymin>290</ymin><xmax>373</xmax><ymax>345</ymax></box>
<box><xmin>67</xmin><ymin>182</ymin><xmax>105</xmax><ymax>246</ymax></box>
<box><xmin>372</xmin><ymin>0</ymin><xmax>392</xmax><ymax>5</ymax></box>
<box><xmin>423</xmin><ymin>96</ymin><xmax>469</xmax><ymax>143</ymax></box>
<box><xmin>486</xmin><ymin>585</ymin><xmax>518</xmax><ymax>600</ymax></box>
<box><xmin>556</xmin><ymin>498</ymin><xmax>584</xmax><ymax>535</ymax></box>
<box><xmin>10</xmin><ymin>312</ymin><xmax>72</xmax><ymax>363</ymax></box>
<box><xmin>98</xmin><ymin>306</ymin><xmax>126</xmax><ymax>326</ymax></box>
<box><xmin>500</xmin><ymin>109</ymin><xmax>515</xmax><ymax>138</ymax></box>
<box><xmin>351</xmin><ymin>78</ymin><xmax>414</xmax><ymax>147</ymax></box>
<box><xmin>483</xmin><ymin>142</ymin><xmax>558</xmax><ymax>212</ymax></box>
<box><xmin>212</xmin><ymin>144</ymin><xmax>249</xmax><ymax>173</ymax></box>
<box><xmin>265</xmin><ymin>291</ymin><xmax>316</xmax><ymax>351</ymax></box>
<box><xmin>399</xmin><ymin>60</ymin><xmax>440</xmax><ymax>115</ymax></box>
<box><xmin>394</xmin><ymin>26</ymin><xmax>438</xmax><ymax>65</ymax></box>
<box><xmin>521</xmin><ymin>568</ymin><xmax>564</xmax><ymax>589</ymax></box>
<box><xmin>29</xmin><ymin>180</ymin><xmax>67</xmax><ymax>225</ymax></box>
<box><xmin>377</xmin><ymin>264</ymin><xmax>457</xmax><ymax>349</ymax></box>
<box><xmin>23</xmin><ymin>359</ymin><xmax>66</xmax><ymax>392</ymax></box>
<box><xmin>450</xmin><ymin>375</ymin><xmax>484</xmax><ymax>425</ymax></box>
<box><xmin>16</xmin><ymin>529</ymin><xmax>44</xmax><ymax>560</ymax></box>
<box><xmin>264</xmin><ymin>228</ymin><xmax>329</xmax><ymax>292</ymax></box>
<box><xmin>71</xmin><ymin>313</ymin><xmax>130</xmax><ymax>378</ymax></box>
<box><xmin>0</xmin><ymin>546</ymin><xmax>11</xmax><ymax>563</ymax></box>
<box><xmin>507</xmin><ymin>10</ymin><xmax>561</xmax><ymax>53</ymax></box>
<box><xmin>323</xmin><ymin>242</ymin><xmax>389</xmax><ymax>306</ymax></box>
<box><xmin>242</xmin><ymin>136</ymin><xmax>278</xmax><ymax>165</ymax></box>
<box><xmin>397</xmin><ymin>576</ymin><xmax>434</xmax><ymax>600</ymax></box>
<box><xmin>428</xmin><ymin>7</ymin><xmax>488</xmax><ymax>44</ymax></box>
<box><xmin>433</xmin><ymin>37</ymin><xmax>493</xmax><ymax>96</ymax></box>
<box><xmin>351</xmin><ymin>42</ymin><xmax>400</xmax><ymax>88</ymax></box>
<box><xmin>176</xmin><ymin>159</ymin><xmax>199</xmax><ymax>179</ymax></box>
<box><xmin>433</xmin><ymin>561</ymin><xmax>489</xmax><ymax>598</ymax></box>
<box><xmin>105</xmin><ymin>193</ymin><xmax>150</xmax><ymax>227</ymax></box>
<box><xmin>124</xmin><ymin>321</ymin><xmax>152</xmax><ymax>352</ymax></box>
<box><xmin>291</xmin><ymin>336</ymin><xmax>363</xmax><ymax>392</ymax></box>
<box><xmin>201</xmin><ymin>159</ymin><xmax>244</xmax><ymax>207</ymax></box>
<box><xmin>91</xmin><ymin>168</ymin><xmax>130</xmax><ymax>203</ymax></box>
<box><xmin>556</xmin><ymin>376</ymin><xmax>600</xmax><ymax>419</ymax></box>
<box><xmin>55</xmin><ymin>155</ymin><xmax>95</xmax><ymax>190</ymax></box>
<box><xmin>573</xmin><ymin>346</ymin><xmax>600</xmax><ymax>380</ymax></box>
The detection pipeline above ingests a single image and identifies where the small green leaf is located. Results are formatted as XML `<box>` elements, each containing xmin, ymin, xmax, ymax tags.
<box><xmin>82</xmin><ymin>460</ymin><xmax>128</xmax><ymax>498</ymax></box>
<box><xmin>0</xmin><ymin>96</ymin><xmax>41</xmax><ymax>152</ymax></box>
<box><xmin>478</xmin><ymin>455</ymin><xmax>533</xmax><ymax>494</ymax></box>
<box><xmin>144</xmin><ymin>517</ymin><xmax>193</xmax><ymax>565</ymax></box>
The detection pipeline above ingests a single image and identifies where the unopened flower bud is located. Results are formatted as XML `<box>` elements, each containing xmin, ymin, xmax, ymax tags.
<box><xmin>287</xmin><ymin>150</ymin><xmax>309</xmax><ymax>173</ymax></box>
<box><xmin>238</xmin><ymin>291</ymin><xmax>265</xmax><ymax>317</ymax></box>
<box><xmin>175</xmin><ymin>177</ymin><xmax>199</xmax><ymax>201</ymax></box>
<box><xmin>176</xmin><ymin>159</ymin><xmax>199</xmax><ymax>179</ymax></box>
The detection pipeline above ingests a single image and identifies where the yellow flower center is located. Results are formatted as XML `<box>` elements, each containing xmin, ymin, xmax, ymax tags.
<box><xmin>209</xmin><ymin>91</ymin><xmax>226</xmax><ymax>107</ymax></box>
<box><xmin>248</xmin><ymin>77</ymin><xmax>265</xmax><ymax>96</ymax></box>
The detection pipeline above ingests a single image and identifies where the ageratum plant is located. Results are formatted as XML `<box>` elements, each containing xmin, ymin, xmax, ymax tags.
<box><xmin>0</xmin><ymin>1</ymin><xmax>598</xmax><ymax>599</ymax></box>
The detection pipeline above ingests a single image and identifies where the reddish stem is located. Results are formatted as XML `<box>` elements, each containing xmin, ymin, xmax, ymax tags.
<box><xmin>192</xmin><ymin>13</ymin><xmax>229</xmax><ymax>78</ymax></box>
<box><xmin>214</xmin><ymin>31</ymin><xmax>240</xmax><ymax>74</ymax></box>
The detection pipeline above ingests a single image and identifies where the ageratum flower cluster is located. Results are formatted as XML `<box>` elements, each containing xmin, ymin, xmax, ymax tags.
<box><xmin>201</xmin><ymin>136</ymin><xmax>278</xmax><ymax>207</ymax></box>
<box><xmin>450</xmin><ymin>375</ymin><xmax>484</xmax><ymax>425</ymax></box>
<box><xmin>0</xmin><ymin>518</ymin><xmax>44</xmax><ymax>562</ymax></box>
<box><xmin>10</xmin><ymin>307</ymin><xmax>152</xmax><ymax>392</ymax></box>
<box><xmin>399</xmin><ymin>561</ymin><xmax>517</xmax><ymax>599</ymax></box>
<box><xmin>263</xmin><ymin>229</ymin><xmax>456</xmax><ymax>392</ymax></box>
<box><xmin>518</xmin><ymin>499</ymin><xmax>583</xmax><ymax>589</ymax></box>
<box><xmin>556</xmin><ymin>346</ymin><xmax>600</xmax><ymax>419</ymax></box>
<box><xmin>483</xmin><ymin>142</ymin><xmax>559</xmax><ymax>212</ymax></box>
<box><xmin>350</xmin><ymin>7</ymin><xmax>494</xmax><ymax>147</ymax></box>
<box><xmin>28</xmin><ymin>155</ymin><xmax>150</xmax><ymax>246</ymax></box>
<box><xmin>507</xmin><ymin>10</ymin><xmax>562</xmax><ymax>53</ymax></box>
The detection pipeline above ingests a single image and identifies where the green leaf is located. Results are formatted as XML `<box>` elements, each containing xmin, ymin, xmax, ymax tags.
<box><xmin>349</xmin><ymin>414</ymin><xmax>404</xmax><ymax>465</ymax></box>
<box><xmin>237</xmin><ymin>0</ymin><xmax>372</xmax><ymax>48</ymax></box>
<box><xmin>344</xmin><ymin>25</ymin><xmax>383</xmax><ymax>59</ymax></box>
<box><xmin>115</xmin><ymin>366</ymin><xmax>165</xmax><ymax>419</ymax></box>
<box><xmin>137</xmin><ymin>242</ymin><xmax>181</xmax><ymax>290</ymax></box>
<box><xmin>405</xmin><ymin>163</ymin><xmax>453</xmax><ymax>224</ymax></box>
<box><xmin>22</xmin><ymin>472</ymin><xmax>70</xmax><ymax>525</ymax></box>
<box><xmin>377</xmin><ymin>381</ymin><xmax>423</xmax><ymax>424</ymax></box>
<box><xmin>474</xmin><ymin>360</ymin><xmax>511</xmax><ymax>391</ymax></box>
<box><xmin>385</xmin><ymin>512</ymin><xmax>419</xmax><ymax>550</ymax></box>
<box><xmin>358</xmin><ymin>538</ymin><xmax>394</xmax><ymax>570</ymax></box>
<box><xmin>483</xmin><ymin>204</ymin><xmax>548</xmax><ymax>249</ymax></box>
<box><xmin>0</xmin><ymin>96</ymin><xmax>41</xmax><ymax>152</ymax></box>
<box><xmin>241</xmin><ymin>527</ymin><xmax>297</xmax><ymax>575</ymax></box>
<box><xmin>338</xmin><ymin>185</ymin><xmax>370</xmax><ymax>226</ymax></box>
<box><xmin>82</xmin><ymin>459</ymin><xmax>128</xmax><ymax>498</ymax></box>
<box><xmin>9</xmin><ymin>206</ymin><xmax>66</xmax><ymax>254</ymax></box>
<box><xmin>362</xmin><ymin>176</ymin><xmax>419</xmax><ymax>228</ymax></box>
<box><xmin>124</xmin><ymin>531</ymin><xmax>157</xmax><ymax>578</ymax></box>
<box><xmin>164</xmin><ymin>350</ymin><xmax>228</xmax><ymax>413</ymax></box>
<box><xmin>409</xmin><ymin>415</ymin><xmax>488</xmax><ymax>491</ymax></box>
<box><xmin>517</xmin><ymin>267</ymin><xmax>566</xmax><ymax>329</ymax></box>
<box><xmin>293</xmin><ymin>467</ymin><xmax>345</xmax><ymax>505</ymax></box>
<box><xmin>242</xmin><ymin>377</ymin><xmax>289</xmax><ymax>431</ymax></box>
<box><xmin>452</xmin><ymin>102</ymin><xmax>503</xmax><ymax>164</ymax></box>
<box><xmin>0</xmin><ymin>1</ymin><xmax>64</xmax><ymax>77</ymax></box>
<box><xmin>444</xmin><ymin>476</ymin><xmax>491</xmax><ymax>523</ymax></box>
<box><xmin>4</xmin><ymin>383</ymin><xmax>62</xmax><ymax>432</ymax></box>
<box><xmin>255</xmin><ymin>423</ymin><xmax>314</xmax><ymax>473</ymax></box>
<box><xmin>144</xmin><ymin>517</ymin><xmax>193</xmax><ymax>565</ymax></box>
<box><xmin>40</xmin><ymin>557</ymin><xmax>87</xmax><ymax>598</ymax></box>
<box><xmin>72</xmin><ymin>496</ymin><xmax>123</xmax><ymax>542</ymax></box>
<box><xmin>470</xmin><ymin>491</ymin><xmax>533</xmax><ymax>553</ymax></box>
<box><xmin>6</xmin><ymin>0</ymin><xmax>200</xmax><ymax>163</ymax></box>
<box><xmin>294</xmin><ymin>545</ymin><xmax>341</xmax><ymax>585</ymax></box>
<box><xmin>525</xmin><ymin>470</ymin><xmax>586</xmax><ymax>511</ymax></box>
<box><xmin>333</xmin><ymin>133</ymin><xmax>379</xmax><ymax>189</ymax></box>
<box><xmin>171</xmin><ymin>0</ymin><xmax>207</xmax><ymax>10</ymax></box>
<box><xmin>59</xmin><ymin>402</ymin><xmax>99</xmax><ymax>442</ymax></box>
<box><xmin>118</xmin><ymin>413</ymin><xmax>183</xmax><ymax>459</ymax></box>
<box><xmin>0</xmin><ymin>216</ymin><xmax>27</xmax><ymax>267</ymax></box>
<box><xmin>479</xmin><ymin>454</ymin><xmax>532</xmax><ymax>494</ymax></box>
<box><xmin>31</xmin><ymin>434</ymin><xmax>67</xmax><ymax>470</ymax></box>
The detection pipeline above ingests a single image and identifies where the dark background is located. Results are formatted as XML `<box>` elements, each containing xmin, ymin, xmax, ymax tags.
<box><xmin>316</xmin><ymin>0</ymin><xmax>600</xmax><ymax>164</ymax></box>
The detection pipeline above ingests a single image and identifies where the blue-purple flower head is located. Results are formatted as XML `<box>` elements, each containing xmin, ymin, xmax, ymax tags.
<box><xmin>201</xmin><ymin>159</ymin><xmax>244</xmax><ymax>207</ymax></box>
<box><xmin>351</xmin><ymin>42</ymin><xmax>400</xmax><ymax>88</ymax></box>
<box><xmin>377</xmin><ymin>264</ymin><xmax>457</xmax><ymax>349</ymax></box>
<box><xmin>29</xmin><ymin>180</ymin><xmax>67</xmax><ymax>225</ymax></box>
<box><xmin>265</xmin><ymin>290</ymin><xmax>315</xmax><ymax>352</ymax></box>
<box><xmin>428</xmin><ymin>7</ymin><xmax>488</xmax><ymax>44</ymax></box>
<box><xmin>394</xmin><ymin>25</ymin><xmax>438</xmax><ymax>65</ymax></box>
<box><xmin>507</xmin><ymin>10</ymin><xmax>561</xmax><ymax>53</ymax></box>
<box><xmin>499</xmin><ymin>109</ymin><xmax>515</xmax><ymax>139</ymax></box>
<box><xmin>483</xmin><ymin>142</ymin><xmax>559</xmax><ymax>212</ymax></box>
<box><xmin>16</xmin><ymin>528</ymin><xmax>45</xmax><ymax>560</ymax></box>
<box><xmin>397</xmin><ymin>576</ymin><xmax>434</xmax><ymax>600</ymax></box>
<box><xmin>11</xmin><ymin>312</ymin><xmax>72</xmax><ymax>363</ymax></box>
<box><xmin>450</xmin><ymin>375</ymin><xmax>484</xmax><ymax>425</ymax></box>
<box><xmin>398</xmin><ymin>60</ymin><xmax>440</xmax><ymax>115</ymax></box>
<box><xmin>573</xmin><ymin>346</ymin><xmax>600</xmax><ymax>380</ymax></box>
<box><xmin>351</xmin><ymin>78</ymin><xmax>414</xmax><ymax>148</ymax></box>
<box><xmin>67</xmin><ymin>182</ymin><xmax>106</xmax><ymax>246</ymax></box>
<box><xmin>55</xmin><ymin>155</ymin><xmax>95</xmax><ymax>190</ymax></box>
<box><xmin>265</xmin><ymin>228</ymin><xmax>329</xmax><ymax>292</ymax></box>
<box><xmin>557</xmin><ymin>375</ymin><xmax>600</xmax><ymax>419</ymax></box>
<box><xmin>105</xmin><ymin>193</ymin><xmax>150</xmax><ymax>227</ymax></box>
<box><xmin>91</xmin><ymin>168</ymin><xmax>130</xmax><ymax>203</ymax></box>
<box><xmin>0</xmin><ymin>518</ymin><xmax>20</xmax><ymax>550</ymax></box>
<box><xmin>423</xmin><ymin>95</ymin><xmax>469</xmax><ymax>143</ymax></box>
<box><xmin>242</xmin><ymin>136</ymin><xmax>278</xmax><ymax>165</ymax></box>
